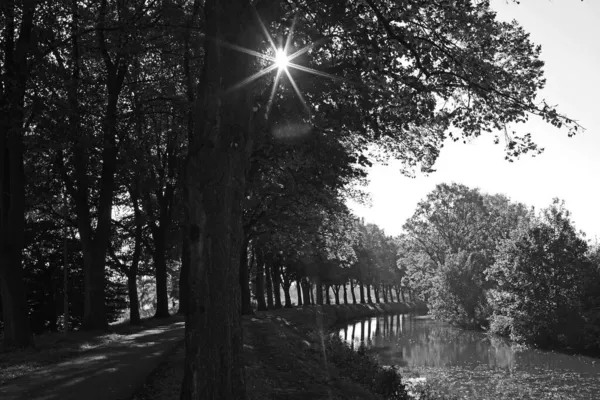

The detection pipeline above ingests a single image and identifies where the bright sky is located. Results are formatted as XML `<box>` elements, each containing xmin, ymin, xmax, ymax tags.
<box><xmin>348</xmin><ymin>0</ymin><xmax>600</xmax><ymax>240</ymax></box>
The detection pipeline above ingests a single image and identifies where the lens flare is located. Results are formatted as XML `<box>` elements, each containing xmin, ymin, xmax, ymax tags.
<box><xmin>275</xmin><ymin>49</ymin><xmax>289</xmax><ymax>70</ymax></box>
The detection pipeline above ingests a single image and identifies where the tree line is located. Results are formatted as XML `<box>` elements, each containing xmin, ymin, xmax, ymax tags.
<box><xmin>1</xmin><ymin>1</ymin><xmax>581</xmax><ymax>398</ymax></box>
<box><xmin>401</xmin><ymin>183</ymin><xmax>600</xmax><ymax>354</ymax></box>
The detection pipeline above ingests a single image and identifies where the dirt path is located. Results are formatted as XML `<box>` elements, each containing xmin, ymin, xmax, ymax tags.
<box><xmin>0</xmin><ymin>321</ymin><xmax>184</xmax><ymax>400</ymax></box>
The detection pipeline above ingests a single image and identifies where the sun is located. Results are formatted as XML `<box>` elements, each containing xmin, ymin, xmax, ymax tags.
<box><xmin>275</xmin><ymin>48</ymin><xmax>289</xmax><ymax>70</ymax></box>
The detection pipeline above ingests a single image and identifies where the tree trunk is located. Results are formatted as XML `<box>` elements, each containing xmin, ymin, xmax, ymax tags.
<box><xmin>334</xmin><ymin>286</ymin><xmax>340</xmax><ymax>305</ymax></box>
<box><xmin>382</xmin><ymin>285</ymin><xmax>388</xmax><ymax>303</ymax></box>
<box><xmin>296</xmin><ymin>280</ymin><xmax>303</xmax><ymax>306</ymax></box>
<box><xmin>315</xmin><ymin>277</ymin><xmax>323</xmax><ymax>305</ymax></box>
<box><xmin>394</xmin><ymin>286</ymin><xmax>401</xmax><ymax>303</ymax></box>
<box><xmin>153</xmin><ymin>239</ymin><xmax>170</xmax><ymax>319</ymax></box>
<box><xmin>180</xmin><ymin>1</ymin><xmax>258</xmax><ymax>398</ymax></box>
<box><xmin>309</xmin><ymin>281</ymin><xmax>314</xmax><ymax>305</ymax></box>
<box><xmin>255</xmin><ymin>246</ymin><xmax>267</xmax><ymax>311</ymax></box>
<box><xmin>282</xmin><ymin>279</ymin><xmax>292</xmax><ymax>308</ymax></box>
<box><xmin>240</xmin><ymin>237</ymin><xmax>252</xmax><ymax>315</ymax></box>
<box><xmin>265</xmin><ymin>260</ymin><xmax>274</xmax><ymax>309</ymax></box>
<box><xmin>127</xmin><ymin>272</ymin><xmax>141</xmax><ymax>325</ymax></box>
<box><xmin>325</xmin><ymin>285</ymin><xmax>331</xmax><ymax>305</ymax></box>
<box><xmin>271</xmin><ymin>263</ymin><xmax>282</xmax><ymax>309</ymax></box>
<box><xmin>359</xmin><ymin>282</ymin><xmax>365</xmax><ymax>304</ymax></box>
<box><xmin>301</xmin><ymin>279</ymin><xmax>311</xmax><ymax>306</ymax></box>
<box><xmin>178</xmin><ymin>225</ymin><xmax>190</xmax><ymax>315</ymax></box>
<box><xmin>366</xmin><ymin>285</ymin><xmax>373</xmax><ymax>303</ymax></box>
<box><xmin>350</xmin><ymin>280</ymin><xmax>357</xmax><ymax>304</ymax></box>
<box><xmin>80</xmin><ymin>1</ymin><xmax>129</xmax><ymax>330</ymax></box>
<box><xmin>0</xmin><ymin>2</ymin><xmax>36</xmax><ymax>348</ymax></box>
<box><xmin>343</xmin><ymin>284</ymin><xmax>348</xmax><ymax>304</ymax></box>
<box><xmin>374</xmin><ymin>286</ymin><xmax>380</xmax><ymax>303</ymax></box>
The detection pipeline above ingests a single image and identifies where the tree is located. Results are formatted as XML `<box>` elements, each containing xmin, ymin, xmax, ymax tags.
<box><xmin>429</xmin><ymin>251</ymin><xmax>490</xmax><ymax>328</ymax></box>
<box><xmin>180</xmin><ymin>0</ymin><xmax>257</xmax><ymax>398</ymax></box>
<box><xmin>0</xmin><ymin>0</ymin><xmax>38</xmax><ymax>348</ymax></box>
<box><xmin>487</xmin><ymin>199</ymin><xmax>590</xmax><ymax>347</ymax></box>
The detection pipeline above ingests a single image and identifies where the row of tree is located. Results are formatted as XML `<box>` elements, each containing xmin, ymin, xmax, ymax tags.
<box><xmin>1</xmin><ymin>1</ymin><xmax>581</xmax><ymax>398</ymax></box>
<box><xmin>245</xmin><ymin>216</ymin><xmax>416</xmax><ymax>312</ymax></box>
<box><xmin>400</xmin><ymin>183</ymin><xmax>600</xmax><ymax>353</ymax></box>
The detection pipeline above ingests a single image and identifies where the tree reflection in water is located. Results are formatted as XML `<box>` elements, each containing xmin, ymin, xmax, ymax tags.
<box><xmin>336</xmin><ymin>314</ymin><xmax>600</xmax><ymax>399</ymax></box>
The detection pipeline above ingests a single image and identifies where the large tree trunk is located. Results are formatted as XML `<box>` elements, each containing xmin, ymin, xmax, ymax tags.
<box><xmin>366</xmin><ymin>285</ymin><xmax>373</xmax><ymax>304</ymax></box>
<box><xmin>240</xmin><ymin>237</ymin><xmax>252</xmax><ymax>315</ymax></box>
<box><xmin>296</xmin><ymin>280</ymin><xmax>303</xmax><ymax>306</ymax></box>
<box><xmin>374</xmin><ymin>286</ymin><xmax>380</xmax><ymax>303</ymax></box>
<box><xmin>382</xmin><ymin>285</ymin><xmax>388</xmax><ymax>303</ymax></box>
<box><xmin>0</xmin><ymin>1</ymin><xmax>36</xmax><ymax>349</ymax></box>
<box><xmin>350</xmin><ymin>280</ymin><xmax>357</xmax><ymax>304</ymax></box>
<box><xmin>255</xmin><ymin>246</ymin><xmax>267</xmax><ymax>311</ymax></box>
<box><xmin>180</xmin><ymin>0</ymin><xmax>258</xmax><ymax>397</ymax></box>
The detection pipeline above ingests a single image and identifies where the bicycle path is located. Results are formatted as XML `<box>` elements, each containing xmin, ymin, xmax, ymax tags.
<box><xmin>0</xmin><ymin>321</ymin><xmax>185</xmax><ymax>400</ymax></box>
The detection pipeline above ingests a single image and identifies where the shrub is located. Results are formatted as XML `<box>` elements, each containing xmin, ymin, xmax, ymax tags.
<box><xmin>326</xmin><ymin>335</ymin><xmax>409</xmax><ymax>400</ymax></box>
<box><xmin>488</xmin><ymin>314</ymin><xmax>513</xmax><ymax>337</ymax></box>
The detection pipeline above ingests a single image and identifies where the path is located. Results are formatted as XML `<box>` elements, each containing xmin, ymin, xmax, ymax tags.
<box><xmin>0</xmin><ymin>321</ymin><xmax>184</xmax><ymax>400</ymax></box>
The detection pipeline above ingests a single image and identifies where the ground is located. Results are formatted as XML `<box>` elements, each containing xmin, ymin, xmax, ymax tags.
<box><xmin>134</xmin><ymin>308</ymin><xmax>382</xmax><ymax>400</ymax></box>
<box><xmin>0</xmin><ymin>317</ymin><xmax>184</xmax><ymax>400</ymax></box>
<box><xmin>0</xmin><ymin>304</ymin><xmax>416</xmax><ymax>400</ymax></box>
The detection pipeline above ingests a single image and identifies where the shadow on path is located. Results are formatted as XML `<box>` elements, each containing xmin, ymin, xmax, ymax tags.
<box><xmin>0</xmin><ymin>321</ymin><xmax>185</xmax><ymax>400</ymax></box>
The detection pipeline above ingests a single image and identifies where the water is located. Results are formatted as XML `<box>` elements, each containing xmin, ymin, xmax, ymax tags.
<box><xmin>337</xmin><ymin>314</ymin><xmax>600</xmax><ymax>399</ymax></box>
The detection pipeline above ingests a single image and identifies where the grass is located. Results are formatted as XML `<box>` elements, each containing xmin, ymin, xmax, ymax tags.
<box><xmin>134</xmin><ymin>303</ymin><xmax>426</xmax><ymax>400</ymax></box>
<box><xmin>0</xmin><ymin>314</ymin><xmax>184</xmax><ymax>385</ymax></box>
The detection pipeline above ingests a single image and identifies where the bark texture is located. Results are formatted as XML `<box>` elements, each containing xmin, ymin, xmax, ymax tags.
<box><xmin>180</xmin><ymin>0</ymin><xmax>256</xmax><ymax>398</ymax></box>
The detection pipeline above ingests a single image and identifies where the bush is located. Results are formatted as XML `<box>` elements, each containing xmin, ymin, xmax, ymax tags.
<box><xmin>326</xmin><ymin>335</ymin><xmax>409</xmax><ymax>400</ymax></box>
<box><xmin>429</xmin><ymin>252</ymin><xmax>491</xmax><ymax>329</ymax></box>
<box><xmin>488</xmin><ymin>314</ymin><xmax>513</xmax><ymax>337</ymax></box>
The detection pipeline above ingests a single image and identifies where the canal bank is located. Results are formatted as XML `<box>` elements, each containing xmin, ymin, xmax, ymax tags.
<box><xmin>133</xmin><ymin>302</ymin><xmax>428</xmax><ymax>400</ymax></box>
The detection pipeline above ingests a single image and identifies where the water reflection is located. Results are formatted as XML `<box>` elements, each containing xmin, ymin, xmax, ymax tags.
<box><xmin>338</xmin><ymin>314</ymin><xmax>600</xmax><ymax>373</ymax></box>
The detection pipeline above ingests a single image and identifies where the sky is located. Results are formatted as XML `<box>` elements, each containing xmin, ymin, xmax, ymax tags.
<box><xmin>348</xmin><ymin>0</ymin><xmax>600</xmax><ymax>239</ymax></box>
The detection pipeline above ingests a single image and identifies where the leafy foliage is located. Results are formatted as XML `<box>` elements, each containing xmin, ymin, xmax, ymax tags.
<box><xmin>487</xmin><ymin>200</ymin><xmax>596</xmax><ymax>349</ymax></box>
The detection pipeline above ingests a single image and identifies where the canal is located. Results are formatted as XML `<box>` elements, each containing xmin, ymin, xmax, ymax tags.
<box><xmin>336</xmin><ymin>314</ymin><xmax>600</xmax><ymax>399</ymax></box>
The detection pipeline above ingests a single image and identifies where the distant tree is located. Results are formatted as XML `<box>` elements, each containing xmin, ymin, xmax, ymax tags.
<box><xmin>430</xmin><ymin>251</ymin><xmax>491</xmax><ymax>328</ymax></box>
<box><xmin>487</xmin><ymin>200</ymin><xmax>590</xmax><ymax>347</ymax></box>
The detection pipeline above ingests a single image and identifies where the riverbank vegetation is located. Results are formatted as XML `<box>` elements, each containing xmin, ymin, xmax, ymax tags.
<box><xmin>401</xmin><ymin>183</ymin><xmax>600</xmax><ymax>354</ymax></box>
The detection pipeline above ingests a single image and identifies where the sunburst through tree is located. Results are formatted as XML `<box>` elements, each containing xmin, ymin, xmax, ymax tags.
<box><xmin>220</xmin><ymin>12</ymin><xmax>341</xmax><ymax>120</ymax></box>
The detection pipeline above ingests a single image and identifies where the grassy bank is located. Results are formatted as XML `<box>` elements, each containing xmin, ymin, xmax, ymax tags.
<box><xmin>133</xmin><ymin>302</ymin><xmax>433</xmax><ymax>400</ymax></box>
